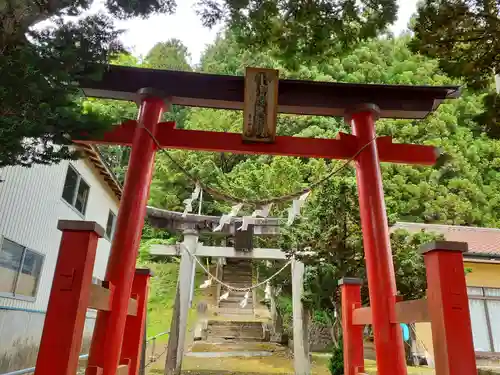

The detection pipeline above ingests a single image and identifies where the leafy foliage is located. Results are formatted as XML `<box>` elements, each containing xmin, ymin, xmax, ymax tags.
<box><xmin>0</xmin><ymin>0</ymin><xmax>401</xmax><ymax>167</ymax></box>
<box><xmin>328</xmin><ymin>337</ymin><xmax>344</xmax><ymax>375</ymax></box>
<box><xmin>197</xmin><ymin>0</ymin><xmax>398</xmax><ymax>65</ymax></box>
<box><xmin>411</xmin><ymin>0</ymin><xmax>500</xmax><ymax>91</ymax></box>
<box><xmin>0</xmin><ymin>0</ymin><xmax>177</xmax><ymax>166</ymax></box>
<box><xmin>411</xmin><ymin>0</ymin><xmax>500</xmax><ymax>137</ymax></box>
<box><xmin>0</xmin><ymin>14</ymin><xmax>121</xmax><ymax>167</ymax></box>
<box><xmin>144</xmin><ymin>39</ymin><xmax>192</xmax><ymax>71</ymax></box>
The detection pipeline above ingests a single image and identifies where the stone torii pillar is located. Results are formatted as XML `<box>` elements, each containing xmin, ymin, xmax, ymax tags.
<box><xmin>165</xmin><ymin>227</ymin><xmax>198</xmax><ymax>375</ymax></box>
<box><xmin>292</xmin><ymin>259</ymin><xmax>309</xmax><ymax>375</ymax></box>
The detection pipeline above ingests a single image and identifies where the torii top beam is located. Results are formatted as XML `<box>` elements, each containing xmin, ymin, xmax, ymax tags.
<box><xmin>146</xmin><ymin>206</ymin><xmax>280</xmax><ymax>236</ymax></box>
<box><xmin>81</xmin><ymin>65</ymin><xmax>460</xmax><ymax>119</ymax></box>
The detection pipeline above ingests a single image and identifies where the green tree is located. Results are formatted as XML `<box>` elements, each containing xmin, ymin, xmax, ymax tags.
<box><xmin>0</xmin><ymin>14</ymin><xmax>121</xmax><ymax>167</ymax></box>
<box><xmin>1</xmin><ymin>0</ymin><xmax>399</xmax><ymax>167</ymax></box>
<box><xmin>411</xmin><ymin>0</ymin><xmax>500</xmax><ymax>136</ymax></box>
<box><xmin>197</xmin><ymin>0</ymin><xmax>398</xmax><ymax>65</ymax></box>
<box><xmin>145</xmin><ymin>39</ymin><xmax>192</xmax><ymax>129</ymax></box>
<box><xmin>328</xmin><ymin>337</ymin><xmax>344</xmax><ymax>375</ymax></box>
<box><xmin>144</xmin><ymin>39</ymin><xmax>192</xmax><ymax>71</ymax></box>
<box><xmin>411</xmin><ymin>0</ymin><xmax>500</xmax><ymax>91</ymax></box>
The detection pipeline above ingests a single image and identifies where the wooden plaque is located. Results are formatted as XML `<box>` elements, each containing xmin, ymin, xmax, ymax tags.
<box><xmin>234</xmin><ymin>225</ymin><xmax>254</xmax><ymax>251</ymax></box>
<box><xmin>243</xmin><ymin>67</ymin><xmax>279</xmax><ymax>143</ymax></box>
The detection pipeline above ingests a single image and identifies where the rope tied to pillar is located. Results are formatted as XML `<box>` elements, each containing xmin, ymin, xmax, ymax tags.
<box><xmin>179</xmin><ymin>243</ymin><xmax>292</xmax><ymax>292</ymax></box>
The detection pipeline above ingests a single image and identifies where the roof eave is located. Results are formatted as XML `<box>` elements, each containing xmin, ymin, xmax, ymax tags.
<box><xmin>78</xmin><ymin>144</ymin><xmax>123</xmax><ymax>200</ymax></box>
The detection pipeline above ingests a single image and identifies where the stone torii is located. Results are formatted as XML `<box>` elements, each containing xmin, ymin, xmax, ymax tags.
<box><xmin>146</xmin><ymin>206</ymin><xmax>311</xmax><ymax>375</ymax></box>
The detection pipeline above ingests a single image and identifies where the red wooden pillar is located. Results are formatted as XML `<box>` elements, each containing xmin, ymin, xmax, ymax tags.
<box><xmin>121</xmin><ymin>269</ymin><xmax>153</xmax><ymax>375</ymax></box>
<box><xmin>87</xmin><ymin>89</ymin><xmax>165</xmax><ymax>375</ymax></box>
<box><xmin>421</xmin><ymin>241</ymin><xmax>477</xmax><ymax>375</ymax></box>
<box><xmin>347</xmin><ymin>104</ymin><xmax>407</xmax><ymax>375</ymax></box>
<box><xmin>338</xmin><ymin>277</ymin><xmax>364</xmax><ymax>375</ymax></box>
<box><xmin>35</xmin><ymin>220</ymin><xmax>104</xmax><ymax>375</ymax></box>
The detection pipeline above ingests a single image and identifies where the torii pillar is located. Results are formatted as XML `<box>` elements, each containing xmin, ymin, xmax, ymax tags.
<box><xmin>86</xmin><ymin>89</ymin><xmax>166</xmax><ymax>375</ymax></box>
<box><xmin>346</xmin><ymin>104</ymin><xmax>407</xmax><ymax>374</ymax></box>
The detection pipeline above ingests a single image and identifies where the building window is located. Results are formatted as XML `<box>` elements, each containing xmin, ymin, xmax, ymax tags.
<box><xmin>468</xmin><ymin>286</ymin><xmax>500</xmax><ymax>352</ymax></box>
<box><xmin>105</xmin><ymin>210</ymin><xmax>117</xmax><ymax>240</ymax></box>
<box><xmin>0</xmin><ymin>237</ymin><xmax>44</xmax><ymax>299</ymax></box>
<box><xmin>62</xmin><ymin>165</ymin><xmax>90</xmax><ymax>215</ymax></box>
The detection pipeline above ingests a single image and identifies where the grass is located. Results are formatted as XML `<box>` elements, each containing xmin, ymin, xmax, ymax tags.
<box><xmin>148</xmin><ymin>354</ymin><xmax>435</xmax><ymax>374</ymax></box>
<box><xmin>144</xmin><ymin>261</ymin><xmax>206</xmax><ymax>344</ymax></box>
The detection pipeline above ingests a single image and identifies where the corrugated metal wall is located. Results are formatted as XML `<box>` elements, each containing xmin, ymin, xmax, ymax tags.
<box><xmin>0</xmin><ymin>159</ymin><xmax>120</xmax><ymax>312</ymax></box>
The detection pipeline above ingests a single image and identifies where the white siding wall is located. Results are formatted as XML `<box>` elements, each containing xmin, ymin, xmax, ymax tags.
<box><xmin>0</xmin><ymin>159</ymin><xmax>119</xmax><ymax>312</ymax></box>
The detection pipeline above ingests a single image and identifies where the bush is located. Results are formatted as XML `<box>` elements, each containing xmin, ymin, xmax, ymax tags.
<box><xmin>328</xmin><ymin>338</ymin><xmax>344</xmax><ymax>375</ymax></box>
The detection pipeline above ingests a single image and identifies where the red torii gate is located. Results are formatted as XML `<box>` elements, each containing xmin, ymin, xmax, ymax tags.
<box><xmin>34</xmin><ymin>66</ymin><xmax>475</xmax><ymax>375</ymax></box>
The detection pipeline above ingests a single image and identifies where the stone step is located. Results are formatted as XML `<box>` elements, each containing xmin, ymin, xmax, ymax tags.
<box><xmin>220</xmin><ymin>290</ymin><xmax>253</xmax><ymax>296</ymax></box>
<box><xmin>222</xmin><ymin>280</ymin><xmax>252</xmax><ymax>285</ymax></box>
<box><xmin>222</xmin><ymin>276</ymin><xmax>252</xmax><ymax>281</ymax></box>
<box><xmin>207</xmin><ymin>331</ymin><xmax>263</xmax><ymax>341</ymax></box>
<box><xmin>223</xmin><ymin>268</ymin><xmax>252</xmax><ymax>273</ymax></box>
<box><xmin>223</xmin><ymin>270</ymin><xmax>252</xmax><ymax>274</ymax></box>
<box><xmin>207</xmin><ymin>328</ymin><xmax>264</xmax><ymax>340</ymax></box>
<box><xmin>208</xmin><ymin>320</ymin><xmax>263</xmax><ymax>328</ymax></box>
<box><xmin>222</xmin><ymin>274</ymin><xmax>252</xmax><ymax>279</ymax></box>
<box><xmin>220</xmin><ymin>282</ymin><xmax>253</xmax><ymax>287</ymax></box>
<box><xmin>219</xmin><ymin>302</ymin><xmax>253</xmax><ymax>309</ymax></box>
<box><xmin>205</xmin><ymin>335</ymin><xmax>265</xmax><ymax>342</ymax></box>
<box><xmin>207</xmin><ymin>324</ymin><xmax>262</xmax><ymax>332</ymax></box>
<box><xmin>190</xmin><ymin>341</ymin><xmax>284</xmax><ymax>353</ymax></box>
<box><xmin>215</xmin><ymin>307</ymin><xmax>254</xmax><ymax>315</ymax></box>
<box><xmin>206</xmin><ymin>320</ymin><xmax>264</xmax><ymax>342</ymax></box>
<box><xmin>220</xmin><ymin>288</ymin><xmax>253</xmax><ymax>293</ymax></box>
<box><xmin>226</xmin><ymin>259</ymin><xmax>252</xmax><ymax>265</ymax></box>
<box><xmin>220</xmin><ymin>293</ymin><xmax>252</xmax><ymax>303</ymax></box>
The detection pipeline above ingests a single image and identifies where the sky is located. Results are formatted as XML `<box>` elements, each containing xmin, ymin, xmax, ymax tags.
<box><xmin>113</xmin><ymin>0</ymin><xmax>420</xmax><ymax>65</ymax></box>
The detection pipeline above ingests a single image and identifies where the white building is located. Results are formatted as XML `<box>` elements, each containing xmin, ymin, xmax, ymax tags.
<box><xmin>0</xmin><ymin>145</ymin><xmax>121</xmax><ymax>373</ymax></box>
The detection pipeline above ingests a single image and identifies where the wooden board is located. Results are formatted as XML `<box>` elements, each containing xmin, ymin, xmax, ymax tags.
<box><xmin>393</xmin><ymin>298</ymin><xmax>430</xmax><ymax>323</ymax></box>
<box><xmin>243</xmin><ymin>67</ymin><xmax>279</xmax><ymax>143</ymax></box>
<box><xmin>352</xmin><ymin>307</ymin><xmax>372</xmax><ymax>325</ymax></box>
<box><xmin>88</xmin><ymin>284</ymin><xmax>112</xmax><ymax>311</ymax></box>
<box><xmin>351</xmin><ymin>298</ymin><xmax>430</xmax><ymax>325</ymax></box>
<box><xmin>116</xmin><ymin>364</ymin><xmax>128</xmax><ymax>375</ymax></box>
<box><xmin>127</xmin><ymin>297</ymin><xmax>138</xmax><ymax>316</ymax></box>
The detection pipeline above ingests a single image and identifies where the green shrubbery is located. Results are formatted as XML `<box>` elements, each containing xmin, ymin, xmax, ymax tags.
<box><xmin>328</xmin><ymin>339</ymin><xmax>344</xmax><ymax>375</ymax></box>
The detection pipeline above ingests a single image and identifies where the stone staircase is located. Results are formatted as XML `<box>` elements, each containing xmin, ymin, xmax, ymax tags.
<box><xmin>217</xmin><ymin>259</ymin><xmax>254</xmax><ymax>315</ymax></box>
<box><xmin>206</xmin><ymin>320</ymin><xmax>265</xmax><ymax>341</ymax></box>
<box><xmin>195</xmin><ymin>259</ymin><xmax>271</xmax><ymax>344</ymax></box>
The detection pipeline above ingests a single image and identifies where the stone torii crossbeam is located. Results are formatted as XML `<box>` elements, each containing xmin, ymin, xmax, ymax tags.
<box><xmin>146</xmin><ymin>206</ymin><xmax>310</xmax><ymax>375</ymax></box>
<box><xmin>32</xmin><ymin>65</ymin><xmax>462</xmax><ymax>375</ymax></box>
